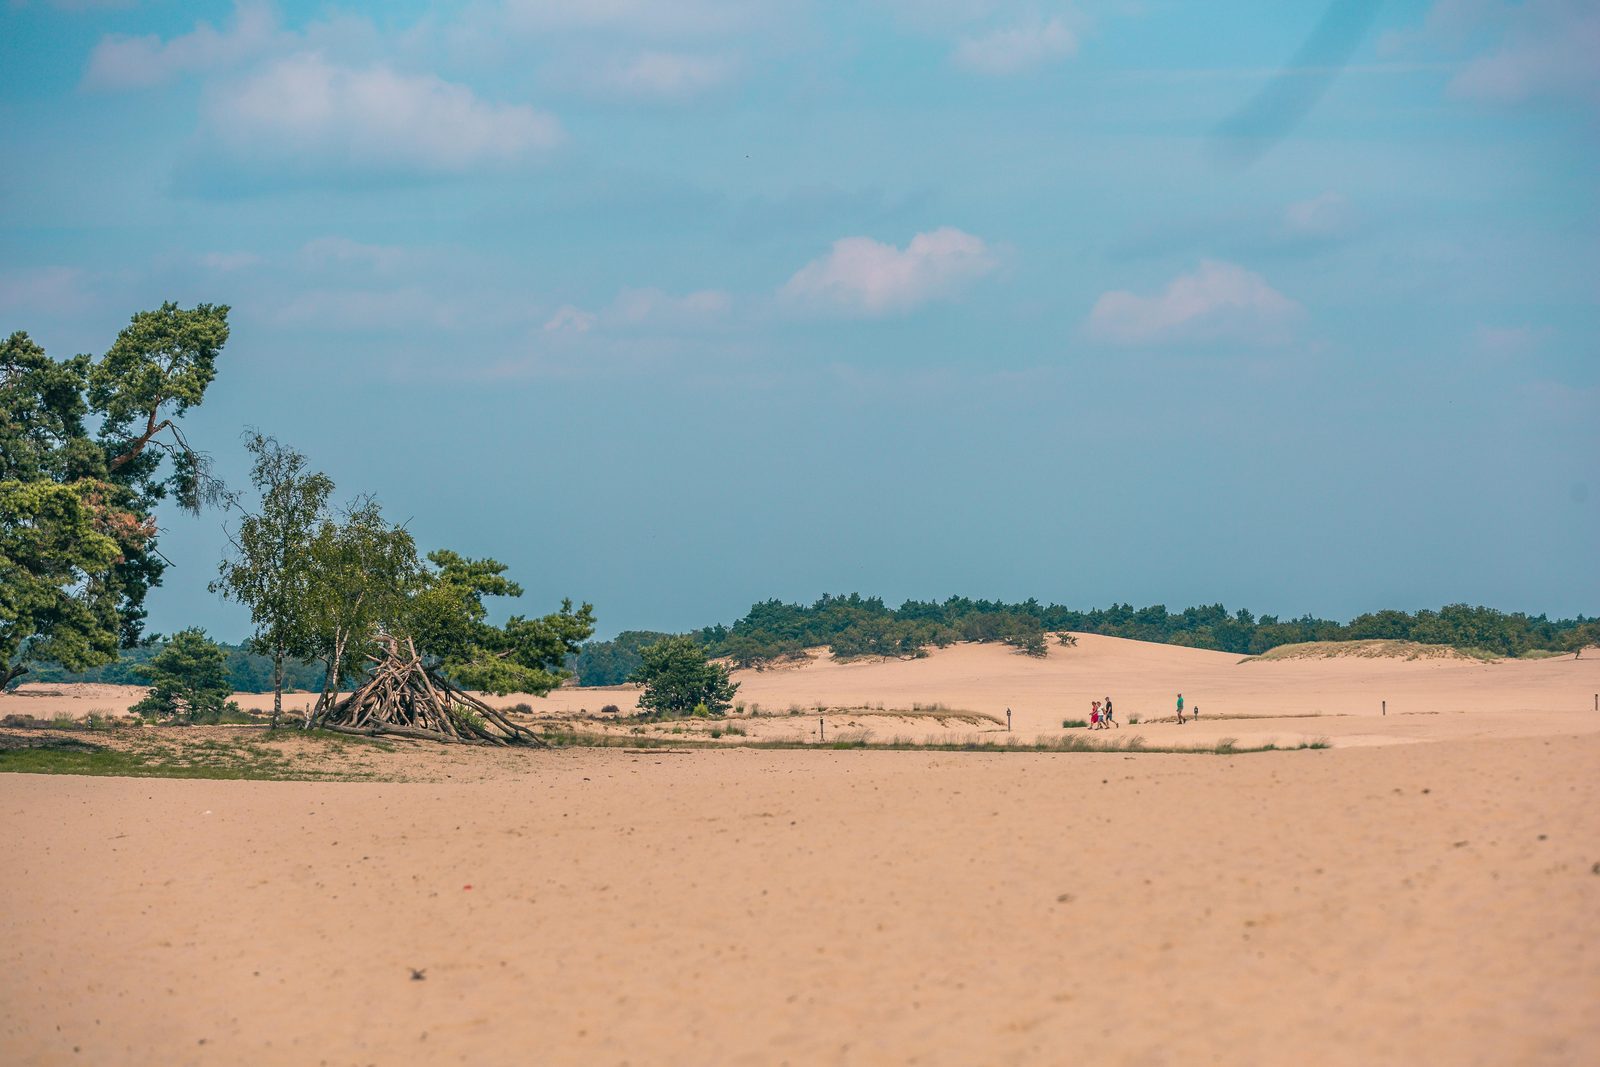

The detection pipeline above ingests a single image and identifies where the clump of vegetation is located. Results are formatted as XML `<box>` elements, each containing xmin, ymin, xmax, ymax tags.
<box><xmin>630</xmin><ymin>635</ymin><xmax>738</xmax><ymax>717</ymax></box>
<box><xmin>1062</xmin><ymin>718</ymin><xmax>1088</xmax><ymax>729</ymax></box>
<box><xmin>2</xmin><ymin>304</ymin><xmax>233</xmax><ymax>692</ymax></box>
<box><xmin>569</xmin><ymin>630</ymin><xmax>674</xmax><ymax>686</ymax></box>
<box><xmin>131</xmin><ymin>627</ymin><xmax>241</xmax><ymax>723</ymax></box>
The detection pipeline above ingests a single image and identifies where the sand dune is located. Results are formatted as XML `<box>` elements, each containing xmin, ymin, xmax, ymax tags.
<box><xmin>3</xmin><ymin>635</ymin><xmax>1597</xmax><ymax>1064</ymax></box>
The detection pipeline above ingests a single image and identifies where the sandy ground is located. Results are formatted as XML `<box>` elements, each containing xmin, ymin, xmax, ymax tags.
<box><xmin>8</xmin><ymin>634</ymin><xmax>1599</xmax><ymax>751</ymax></box>
<box><xmin>3</xmin><ymin>637</ymin><xmax>1598</xmax><ymax>1064</ymax></box>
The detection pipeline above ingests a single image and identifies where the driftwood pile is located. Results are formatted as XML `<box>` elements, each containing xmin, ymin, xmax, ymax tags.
<box><xmin>318</xmin><ymin>634</ymin><xmax>545</xmax><ymax>746</ymax></box>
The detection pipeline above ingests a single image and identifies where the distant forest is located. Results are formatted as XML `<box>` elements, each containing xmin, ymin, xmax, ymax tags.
<box><xmin>21</xmin><ymin>598</ymin><xmax>1594</xmax><ymax>692</ymax></box>
<box><xmin>572</xmin><ymin>596</ymin><xmax>1598</xmax><ymax>686</ymax></box>
<box><xmin>23</xmin><ymin>642</ymin><xmax>328</xmax><ymax>694</ymax></box>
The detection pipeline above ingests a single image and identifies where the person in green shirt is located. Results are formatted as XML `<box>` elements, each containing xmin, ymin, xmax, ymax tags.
<box><xmin>1176</xmin><ymin>692</ymin><xmax>1185</xmax><ymax>724</ymax></box>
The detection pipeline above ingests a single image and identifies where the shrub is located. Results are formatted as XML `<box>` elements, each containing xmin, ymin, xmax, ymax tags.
<box><xmin>1062</xmin><ymin>718</ymin><xmax>1088</xmax><ymax>729</ymax></box>
<box><xmin>629</xmin><ymin>635</ymin><xmax>738</xmax><ymax>717</ymax></box>
<box><xmin>132</xmin><ymin>628</ymin><xmax>234</xmax><ymax>723</ymax></box>
<box><xmin>600</xmin><ymin>703</ymin><xmax>621</xmax><ymax>715</ymax></box>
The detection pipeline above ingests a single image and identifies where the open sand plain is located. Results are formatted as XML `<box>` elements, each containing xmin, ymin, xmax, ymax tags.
<box><xmin>3</xmin><ymin>636</ymin><xmax>1598</xmax><ymax>1064</ymax></box>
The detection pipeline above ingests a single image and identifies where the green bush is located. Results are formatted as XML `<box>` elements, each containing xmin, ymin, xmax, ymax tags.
<box><xmin>629</xmin><ymin>635</ymin><xmax>738</xmax><ymax>717</ymax></box>
<box><xmin>132</xmin><ymin>628</ymin><xmax>235</xmax><ymax>723</ymax></box>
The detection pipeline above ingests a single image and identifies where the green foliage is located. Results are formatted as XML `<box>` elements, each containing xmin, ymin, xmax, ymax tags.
<box><xmin>0</xmin><ymin>480</ymin><xmax>125</xmax><ymax>687</ymax></box>
<box><xmin>692</xmin><ymin>594</ymin><xmax>1593</xmax><ymax>663</ymax></box>
<box><xmin>403</xmin><ymin>550</ymin><xmax>595</xmax><ymax>696</ymax></box>
<box><xmin>1</xmin><ymin>305</ymin><xmax>230</xmax><ymax>688</ymax></box>
<box><xmin>131</xmin><ymin>627</ymin><xmax>235</xmax><ymax>721</ymax></box>
<box><xmin>630</xmin><ymin>635</ymin><xmax>738</xmax><ymax>717</ymax></box>
<box><xmin>212</xmin><ymin>433</ymin><xmax>334</xmax><ymax>710</ymax></box>
<box><xmin>570</xmin><ymin>630</ymin><xmax>674</xmax><ymax>685</ymax></box>
<box><xmin>302</xmin><ymin>496</ymin><xmax>420</xmax><ymax>701</ymax></box>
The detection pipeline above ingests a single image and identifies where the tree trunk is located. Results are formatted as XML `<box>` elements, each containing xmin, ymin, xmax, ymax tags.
<box><xmin>314</xmin><ymin>629</ymin><xmax>349</xmax><ymax>723</ymax></box>
<box><xmin>271</xmin><ymin>646</ymin><xmax>285</xmax><ymax>731</ymax></box>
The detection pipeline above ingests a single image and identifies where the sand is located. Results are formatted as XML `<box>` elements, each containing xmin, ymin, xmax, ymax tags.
<box><xmin>8</xmin><ymin>633</ymin><xmax>1597</xmax><ymax>749</ymax></box>
<box><xmin>3</xmin><ymin>636</ymin><xmax>1598</xmax><ymax>1064</ymax></box>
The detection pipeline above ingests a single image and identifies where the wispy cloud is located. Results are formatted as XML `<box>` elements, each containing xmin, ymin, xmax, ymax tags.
<box><xmin>1447</xmin><ymin>1</ymin><xmax>1599</xmax><ymax>106</ymax></box>
<box><xmin>545</xmin><ymin>287</ymin><xmax>733</xmax><ymax>333</ymax></box>
<box><xmin>200</xmin><ymin>53</ymin><xmax>562</xmax><ymax>181</ymax></box>
<box><xmin>499</xmin><ymin>0</ymin><xmax>761</xmax><ymax>37</ymax></box>
<box><xmin>83</xmin><ymin>1</ymin><xmax>282</xmax><ymax>91</ymax></box>
<box><xmin>543</xmin><ymin>305</ymin><xmax>597</xmax><ymax>333</ymax></box>
<box><xmin>1088</xmin><ymin>260</ymin><xmax>1300</xmax><ymax>345</ymax></box>
<box><xmin>567</xmin><ymin>50</ymin><xmax>740</xmax><ymax>102</ymax></box>
<box><xmin>0</xmin><ymin>266</ymin><xmax>96</xmax><ymax>317</ymax></box>
<box><xmin>1282</xmin><ymin>191</ymin><xmax>1353</xmax><ymax>239</ymax></box>
<box><xmin>197</xmin><ymin>251</ymin><xmax>262</xmax><ymax>272</ymax></box>
<box><xmin>298</xmin><ymin>236</ymin><xmax>414</xmax><ymax>274</ymax></box>
<box><xmin>952</xmin><ymin>18</ymin><xmax>1077</xmax><ymax>75</ymax></box>
<box><xmin>782</xmin><ymin>228</ymin><xmax>997</xmax><ymax>316</ymax></box>
<box><xmin>1391</xmin><ymin>0</ymin><xmax>1600</xmax><ymax>109</ymax></box>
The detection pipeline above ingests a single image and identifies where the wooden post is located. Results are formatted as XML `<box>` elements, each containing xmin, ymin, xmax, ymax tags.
<box><xmin>819</xmin><ymin>716</ymin><xmax>825</xmax><ymax>742</ymax></box>
<box><xmin>1006</xmin><ymin>708</ymin><xmax>1012</xmax><ymax>732</ymax></box>
<box><xmin>1382</xmin><ymin>700</ymin><xmax>1386</xmax><ymax>716</ymax></box>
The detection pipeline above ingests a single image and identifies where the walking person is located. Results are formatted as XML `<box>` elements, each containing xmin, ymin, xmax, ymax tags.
<box><xmin>1090</xmin><ymin>700</ymin><xmax>1102</xmax><ymax>729</ymax></box>
<box><xmin>1103</xmin><ymin>695</ymin><xmax>1118</xmax><ymax>728</ymax></box>
<box><xmin>1176</xmin><ymin>692</ymin><xmax>1185</xmax><ymax>725</ymax></box>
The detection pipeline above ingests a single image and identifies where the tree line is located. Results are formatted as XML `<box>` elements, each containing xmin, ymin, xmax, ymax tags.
<box><xmin>22</xmin><ymin>638</ymin><xmax>327</xmax><ymax>693</ymax></box>
<box><xmin>568</xmin><ymin>595</ymin><xmax>1597</xmax><ymax>684</ymax></box>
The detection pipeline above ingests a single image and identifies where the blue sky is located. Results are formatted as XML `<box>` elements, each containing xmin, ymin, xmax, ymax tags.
<box><xmin>2</xmin><ymin>0</ymin><xmax>1596</xmax><ymax>640</ymax></box>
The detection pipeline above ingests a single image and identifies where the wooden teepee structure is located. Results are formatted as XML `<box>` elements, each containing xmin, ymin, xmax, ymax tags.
<box><xmin>318</xmin><ymin>634</ymin><xmax>546</xmax><ymax>746</ymax></box>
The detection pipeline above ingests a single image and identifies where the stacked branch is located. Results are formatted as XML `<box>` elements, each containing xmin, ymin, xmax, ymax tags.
<box><xmin>318</xmin><ymin>634</ymin><xmax>546</xmax><ymax>746</ymax></box>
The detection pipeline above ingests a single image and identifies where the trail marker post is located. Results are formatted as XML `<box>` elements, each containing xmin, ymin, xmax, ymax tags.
<box><xmin>819</xmin><ymin>716</ymin><xmax>825</xmax><ymax>742</ymax></box>
<box><xmin>1006</xmin><ymin>707</ymin><xmax>1012</xmax><ymax>732</ymax></box>
<box><xmin>1382</xmin><ymin>700</ymin><xmax>1386</xmax><ymax>716</ymax></box>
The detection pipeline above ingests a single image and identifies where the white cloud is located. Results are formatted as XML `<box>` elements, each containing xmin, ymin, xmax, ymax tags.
<box><xmin>952</xmin><ymin>19</ymin><xmax>1077</xmax><ymax>75</ymax></box>
<box><xmin>1282</xmin><ymin>192</ymin><xmax>1353</xmax><ymax>238</ymax></box>
<box><xmin>579</xmin><ymin>51</ymin><xmax>739</xmax><ymax>101</ymax></box>
<box><xmin>612</xmin><ymin>287</ymin><xmax>732</xmax><ymax>323</ymax></box>
<box><xmin>203</xmin><ymin>53</ymin><xmax>562</xmax><ymax>177</ymax></box>
<box><xmin>543</xmin><ymin>305</ymin><xmax>597</xmax><ymax>333</ymax></box>
<box><xmin>544</xmin><ymin>288</ymin><xmax>731</xmax><ymax>334</ymax></box>
<box><xmin>1088</xmin><ymin>260</ymin><xmax>1300</xmax><ymax>345</ymax></box>
<box><xmin>500</xmin><ymin>0</ymin><xmax>759</xmax><ymax>37</ymax></box>
<box><xmin>1404</xmin><ymin>1</ymin><xmax>1599</xmax><ymax>109</ymax></box>
<box><xmin>83</xmin><ymin>1</ymin><xmax>282</xmax><ymax>91</ymax></box>
<box><xmin>782</xmin><ymin>227</ymin><xmax>997</xmax><ymax>315</ymax></box>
